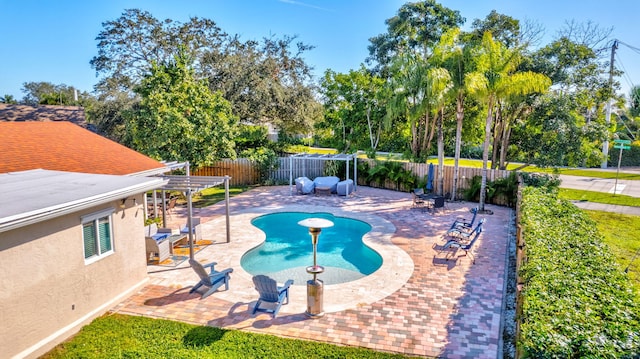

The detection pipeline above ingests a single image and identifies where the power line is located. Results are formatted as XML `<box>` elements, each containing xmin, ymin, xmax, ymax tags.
<box><xmin>615</xmin><ymin>53</ymin><xmax>636</xmax><ymax>93</ymax></box>
<box><xmin>617</xmin><ymin>39</ymin><xmax>640</xmax><ymax>55</ymax></box>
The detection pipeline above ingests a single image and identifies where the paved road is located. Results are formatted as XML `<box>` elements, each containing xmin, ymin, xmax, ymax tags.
<box><xmin>559</xmin><ymin>175</ymin><xmax>640</xmax><ymax>198</ymax></box>
<box><xmin>559</xmin><ymin>169</ymin><xmax>640</xmax><ymax>215</ymax></box>
<box><xmin>569</xmin><ymin>201</ymin><xmax>640</xmax><ymax>216</ymax></box>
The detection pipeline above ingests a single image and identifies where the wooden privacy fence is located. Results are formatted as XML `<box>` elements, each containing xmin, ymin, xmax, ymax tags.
<box><xmin>195</xmin><ymin>157</ymin><xmax>512</xmax><ymax>205</ymax></box>
<box><xmin>358</xmin><ymin>158</ymin><xmax>512</xmax><ymax>204</ymax></box>
<box><xmin>193</xmin><ymin>158</ymin><xmax>259</xmax><ymax>186</ymax></box>
<box><xmin>193</xmin><ymin>158</ymin><xmax>328</xmax><ymax>186</ymax></box>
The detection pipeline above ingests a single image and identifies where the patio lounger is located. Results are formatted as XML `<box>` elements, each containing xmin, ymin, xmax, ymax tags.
<box><xmin>447</xmin><ymin>218</ymin><xmax>485</xmax><ymax>241</ymax></box>
<box><xmin>441</xmin><ymin>219</ymin><xmax>484</xmax><ymax>264</ymax></box>
<box><xmin>252</xmin><ymin>275</ymin><xmax>294</xmax><ymax>318</ymax></box>
<box><xmin>188</xmin><ymin>259</ymin><xmax>233</xmax><ymax>299</ymax></box>
<box><xmin>450</xmin><ymin>207</ymin><xmax>478</xmax><ymax>231</ymax></box>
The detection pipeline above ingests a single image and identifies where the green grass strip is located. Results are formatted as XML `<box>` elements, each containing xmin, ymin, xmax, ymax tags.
<box><xmin>586</xmin><ymin>210</ymin><xmax>640</xmax><ymax>290</ymax></box>
<box><xmin>558</xmin><ymin>188</ymin><xmax>640</xmax><ymax>207</ymax></box>
<box><xmin>42</xmin><ymin>314</ymin><xmax>411</xmax><ymax>359</ymax></box>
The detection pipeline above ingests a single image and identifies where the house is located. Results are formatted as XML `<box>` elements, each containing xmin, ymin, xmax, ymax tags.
<box><xmin>0</xmin><ymin>122</ymin><xmax>169</xmax><ymax>359</ymax></box>
<box><xmin>0</xmin><ymin>103</ymin><xmax>95</xmax><ymax>132</ymax></box>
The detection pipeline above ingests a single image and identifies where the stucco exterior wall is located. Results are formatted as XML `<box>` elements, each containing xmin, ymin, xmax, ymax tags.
<box><xmin>0</xmin><ymin>196</ymin><xmax>149</xmax><ymax>359</ymax></box>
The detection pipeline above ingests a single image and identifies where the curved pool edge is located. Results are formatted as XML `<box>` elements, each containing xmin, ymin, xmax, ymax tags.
<box><xmin>192</xmin><ymin>204</ymin><xmax>414</xmax><ymax>314</ymax></box>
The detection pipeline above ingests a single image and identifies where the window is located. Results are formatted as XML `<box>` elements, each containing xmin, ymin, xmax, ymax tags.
<box><xmin>82</xmin><ymin>208</ymin><xmax>115</xmax><ymax>262</ymax></box>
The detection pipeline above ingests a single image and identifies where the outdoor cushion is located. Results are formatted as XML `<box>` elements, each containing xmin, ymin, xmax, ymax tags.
<box><xmin>336</xmin><ymin>179</ymin><xmax>354</xmax><ymax>196</ymax></box>
<box><xmin>151</xmin><ymin>233</ymin><xmax>169</xmax><ymax>242</ymax></box>
<box><xmin>295</xmin><ymin>176</ymin><xmax>315</xmax><ymax>194</ymax></box>
<box><xmin>313</xmin><ymin>176</ymin><xmax>340</xmax><ymax>193</ymax></box>
<box><xmin>145</xmin><ymin>223</ymin><xmax>171</xmax><ymax>242</ymax></box>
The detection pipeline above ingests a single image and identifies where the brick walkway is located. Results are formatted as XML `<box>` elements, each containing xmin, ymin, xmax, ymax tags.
<box><xmin>112</xmin><ymin>186</ymin><xmax>513</xmax><ymax>358</ymax></box>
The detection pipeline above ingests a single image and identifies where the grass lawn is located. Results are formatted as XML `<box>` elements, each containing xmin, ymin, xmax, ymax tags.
<box><xmin>42</xmin><ymin>314</ymin><xmax>410</xmax><ymax>359</ymax></box>
<box><xmin>586</xmin><ymin>210</ymin><xmax>640</xmax><ymax>292</ymax></box>
<box><xmin>558</xmin><ymin>188</ymin><xmax>640</xmax><ymax>207</ymax></box>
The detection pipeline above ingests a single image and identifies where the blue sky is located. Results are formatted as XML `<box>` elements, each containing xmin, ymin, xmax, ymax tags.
<box><xmin>1</xmin><ymin>0</ymin><xmax>640</xmax><ymax>100</ymax></box>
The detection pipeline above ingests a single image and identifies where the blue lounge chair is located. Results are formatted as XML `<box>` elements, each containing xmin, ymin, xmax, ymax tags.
<box><xmin>252</xmin><ymin>275</ymin><xmax>294</xmax><ymax>318</ymax></box>
<box><xmin>447</xmin><ymin>217</ymin><xmax>484</xmax><ymax>239</ymax></box>
<box><xmin>449</xmin><ymin>207</ymin><xmax>478</xmax><ymax>232</ymax></box>
<box><xmin>188</xmin><ymin>259</ymin><xmax>233</xmax><ymax>299</ymax></box>
<box><xmin>442</xmin><ymin>219</ymin><xmax>485</xmax><ymax>264</ymax></box>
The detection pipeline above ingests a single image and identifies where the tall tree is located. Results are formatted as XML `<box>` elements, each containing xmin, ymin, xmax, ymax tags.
<box><xmin>513</xmin><ymin>94</ymin><xmax>605</xmax><ymax>167</ymax></box>
<box><xmin>466</xmin><ymin>32</ymin><xmax>551</xmax><ymax>211</ymax></box>
<box><xmin>125</xmin><ymin>52</ymin><xmax>237</xmax><ymax>167</ymax></box>
<box><xmin>432</xmin><ymin>28</ymin><xmax>474</xmax><ymax>200</ymax></box>
<box><xmin>525</xmin><ymin>34</ymin><xmax>616</xmax><ymax>166</ymax></box>
<box><xmin>91</xmin><ymin>9</ymin><xmax>226</xmax><ymax>93</ymax></box>
<box><xmin>201</xmin><ymin>35</ymin><xmax>318</xmax><ymax>134</ymax></box>
<box><xmin>92</xmin><ymin>9</ymin><xmax>318</xmax><ymax>135</ymax></box>
<box><xmin>629</xmin><ymin>85</ymin><xmax>640</xmax><ymax>118</ymax></box>
<box><xmin>470</xmin><ymin>10</ymin><xmax>521</xmax><ymax>49</ymax></box>
<box><xmin>367</xmin><ymin>0</ymin><xmax>464</xmax><ymax>74</ymax></box>
<box><xmin>0</xmin><ymin>94</ymin><xmax>17</xmax><ymax>104</ymax></box>
<box><xmin>320</xmin><ymin>66</ymin><xmax>386</xmax><ymax>152</ymax></box>
<box><xmin>20</xmin><ymin>82</ymin><xmax>91</xmax><ymax>106</ymax></box>
<box><xmin>385</xmin><ymin>51</ymin><xmax>450</xmax><ymax>160</ymax></box>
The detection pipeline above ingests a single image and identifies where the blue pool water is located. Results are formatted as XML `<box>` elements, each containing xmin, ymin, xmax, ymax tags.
<box><xmin>241</xmin><ymin>212</ymin><xmax>382</xmax><ymax>285</ymax></box>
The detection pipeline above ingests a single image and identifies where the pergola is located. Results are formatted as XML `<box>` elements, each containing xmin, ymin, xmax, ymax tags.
<box><xmin>148</xmin><ymin>162</ymin><xmax>231</xmax><ymax>260</ymax></box>
<box><xmin>288</xmin><ymin>153</ymin><xmax>357</xmax><ymax>196</ymax></box>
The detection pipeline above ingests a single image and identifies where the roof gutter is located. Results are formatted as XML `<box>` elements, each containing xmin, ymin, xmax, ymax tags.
<box><xmin>0</xmin><ymin>178</ymin><xmax>167</xmax><ymax>233</ymax></box>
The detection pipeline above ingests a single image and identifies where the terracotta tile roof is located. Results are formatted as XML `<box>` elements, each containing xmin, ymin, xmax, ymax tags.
<box><xmin>0</xmin><ymin>104</ymin><xmax>95</xmax><ymax>131</ymax></box>
<box><xmin>0</xmin><ymin>122</ymin><xmax>165</xmax><ymax>175</ymax></box>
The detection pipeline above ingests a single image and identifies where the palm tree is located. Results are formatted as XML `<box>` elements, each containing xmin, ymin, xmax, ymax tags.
<box><xmin>466</xmin><ymin>32</ymin><xmax>551</xmax><ymax>211</ymax></box>
<box><xmin>426</xmin><ymin>67</ymin><xmax>452</xmax><ymax>195</ymax></box>
<box><xmin>385</xmin><ymin>50</ymin><xmax>451</xmax><ymax>168</ymax></box>
<box><xmin>385</xmin><ymin>52</ymin><xmax>426</xmax><ymax>159</ymax></box>
<box><xmin>432</xmin><ymin>28</ymin><xmax>472</xmax><ymax>200</ymax></box>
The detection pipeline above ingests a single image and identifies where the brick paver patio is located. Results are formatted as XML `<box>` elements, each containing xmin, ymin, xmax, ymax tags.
<box><xmin>112</xmin><ymin>186</ymin><xmax>513</xmax><ymax>358</ymax></box>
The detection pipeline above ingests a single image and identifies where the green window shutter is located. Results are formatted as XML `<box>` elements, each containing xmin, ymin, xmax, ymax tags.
<box><xmin>83</xmin><ymin>222</ymin><xmax>97</xmax><ymax>259</ymax></box>
<box><xmin>98</xmin><ymin>217</ymin><xmax>112</xmax><ymax>253</ymax></box>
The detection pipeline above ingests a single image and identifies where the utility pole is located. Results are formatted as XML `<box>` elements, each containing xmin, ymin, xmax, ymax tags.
<box><xmin>602</xmin><ymin>39</ymin><xmax>618</xmax><ymax>168</ymax></box>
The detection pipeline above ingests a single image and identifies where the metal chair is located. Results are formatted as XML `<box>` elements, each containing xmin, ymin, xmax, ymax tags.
<box><xmin>450</xmin><ymin>207</ymin><xmax>478</xmax><ymax>231</ymax></box>
<box><xmin>431</xmin><ymin>196</ymin><xmax>446</xmax><ymax>213</ymax></box>
<box><xmin>441</xmin><ymin>219</ymin><xmax>486</xmax><ymax>264</ymax></box>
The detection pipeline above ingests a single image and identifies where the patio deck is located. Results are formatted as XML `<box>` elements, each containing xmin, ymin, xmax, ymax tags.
<box><xmin>112</xmin><ymin>186</ymin><xmax>513</xmax><ymax>358</ymax></box>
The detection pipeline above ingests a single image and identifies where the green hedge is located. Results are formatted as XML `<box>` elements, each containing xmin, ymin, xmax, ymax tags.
<box><xmin>608</xmin><ymin>141</ymin><xmax>640</xmax><ymax>167</ymax></box>
<box><xmin>519</xmin><ymin>187</ymin><xmax>640</xmax><ymax>357</ymax></box>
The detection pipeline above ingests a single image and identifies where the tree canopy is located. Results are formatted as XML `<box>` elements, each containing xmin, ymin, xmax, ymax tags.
<box><xmin>91</xmin><ymin>9</ymin><xmax>318</xmax><ymax>139</ymax></box>
<box><xmin>125</xmin><ymin>53</ymin><xmax>237</xmax><ymax>166</ymax></box>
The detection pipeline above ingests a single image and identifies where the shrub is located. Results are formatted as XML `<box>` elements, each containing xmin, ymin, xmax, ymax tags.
<box><xmin>240</xmin><ymin>148</ymin><xmax>279</xmax><ymax>185</ymax></box>
<box><xmin>520</xmin><ymin>172</ymin><xmax>560</xmax><ymax>190</ymax></box>
<box><xmin>518</xmin><ymin>187</ymin><xmax>640</xmax><ymax>357</ymax></box>
<box><xmin>608</xmin><ymin>140</ymin><xmax>640</xmax><ymax>167</ymax></box>
<box><xmin>365</xmin><ymin>160</ymin><xmax>417</xmax><ymax>191</ymax></box>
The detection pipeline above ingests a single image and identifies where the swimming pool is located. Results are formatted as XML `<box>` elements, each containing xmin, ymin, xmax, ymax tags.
<box><xmin>241</xmin><ymin>212</ymin><xmax>383</xmax><ymax>285</ymax></box>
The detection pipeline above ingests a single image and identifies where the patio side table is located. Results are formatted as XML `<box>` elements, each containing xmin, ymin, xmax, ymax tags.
<box><xmin>167</xmin><ymin>233</ymin><xmax>188</xmax><ymax>254</ymax></box>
